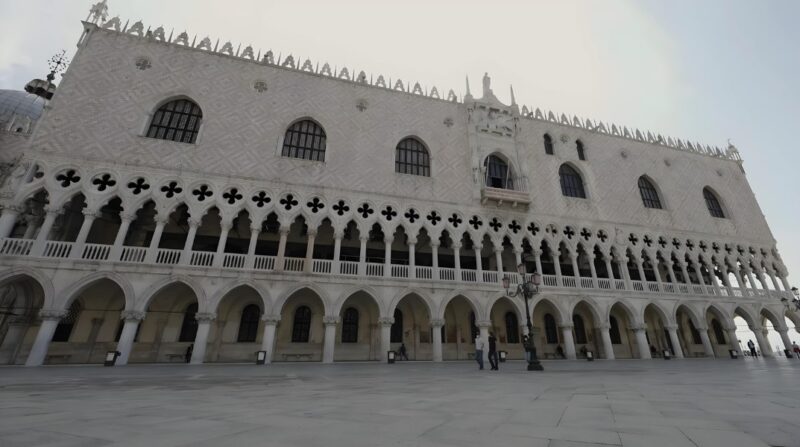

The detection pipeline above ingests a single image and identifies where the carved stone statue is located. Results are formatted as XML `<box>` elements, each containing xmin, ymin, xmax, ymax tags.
<box><xmin>87</xmin><ymin>0</ymin><xmax>109</xmax><ymax>24</ymax></box>
<box><xmin>482</xmin><ymin>72</ymin><xmax>492</xmax><ymax>97</ymax></box>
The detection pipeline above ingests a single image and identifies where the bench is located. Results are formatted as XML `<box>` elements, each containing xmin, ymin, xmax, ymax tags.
<box><xmin>282</xmin><ymin>353</ymin><xmax>314</xmax><ymax>362</ymax></box>
<box><xmin>45</xmin><ymin>354</ymin><xmax>72</xmax><ymax>364</ymax></box>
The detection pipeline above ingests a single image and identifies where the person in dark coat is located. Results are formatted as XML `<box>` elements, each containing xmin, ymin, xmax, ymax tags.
<box><xmin>488</xmin><ymin>333</ymin><xmax>499</xmax><ymax>370</ymax></box>
<box><xmin>185</xmin><ymin>344</ymin><xmax>194</xmax><ymax>363</ymax></box>
<box><xmin>398</xmin><ymin>343</ymin><xmax>409</xmax><ymax>361</ymax></box>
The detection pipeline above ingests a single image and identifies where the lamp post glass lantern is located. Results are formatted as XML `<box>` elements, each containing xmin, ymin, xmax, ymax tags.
<box><xmin>503</xmin><ymin>261</ymin><xmax>544</xmax><ymax>371</ymax></box>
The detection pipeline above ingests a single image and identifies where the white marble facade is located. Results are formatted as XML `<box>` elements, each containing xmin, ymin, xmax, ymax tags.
<box><xmin>0</xmin><ymin>5</ymin><xmax>796</xmax><ymax>367</ymax></box>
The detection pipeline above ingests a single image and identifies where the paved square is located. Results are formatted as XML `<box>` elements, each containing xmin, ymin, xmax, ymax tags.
<box><xmin>0</xmin><ymin>359</ymin><xmax>798</xmax><ymax>447</ymax></box>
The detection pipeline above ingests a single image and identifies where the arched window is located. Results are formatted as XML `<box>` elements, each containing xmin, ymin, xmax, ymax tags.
<box><xmin>505</xmin><ymin>312</ymin><xmax>519</xmax><ymax>344</ymax></box>
<box><xmin>395</xmin><ymin>137</ymin><xmax>430</xmax><ymax>177</ymax></box>
<box><xmin>52</xmin><ymin>301</ymin><xmax>82</xmax><ymax>342</ymax></box>
<box><xmin>146</xmin><ymin>98</ymin><xmax>203</xmax><ymax>144</ymax></box>
<box><xmin>391</xmin><ymin>309</ymin><xmax>403</xmax><ymax>343</ymax></box>
<box><xmin>559</xmin><ymin>164</ymin><xmax>586</xmax><ymax>198</ymax></box>
<box><xmin>469</xmin><ymin>312</ymin><xmax>479</xmax><ymax>341</ymax></box>
<box><xmin>341</xmin><ymin>307</ymin><xmax>359</xmax><ymax>343</ymax></box>
<box><xmin>576</xmin><ymin>140</ymin><xmax>586</xmax><ymax>161</ymax></box>
<box><xmin>291</xmin><ymin>306</ymin><xmax>312</xmax><ymax>342</ymax></box>
<box><xmin>638</xmin><ymin>176</ymin><xmax>663</xmax><ymax>209</ymax></box>
<box><xmin>573</xmin><ymin>314</ymin><xmax>587</xmax><ymax>344</ymax></box>
<box><xmin>484</xmin><ymin>155</ymin><xmax>513</xmax><ymax>190</ymax></box>
<box><xmin>609</xmin><ymin>316</ymin><xmax>622</xmax><ymax>344</ymax></box>
<box><xmin>282</xmin><ymin>119</ymin><xmax>327</xmax><ymax>161</ymax></box>
<box><xmin>237</xmin><ymin>304</ymin><xmax>261</xmax><ymax>343</ymax></box>
<box><xmin>544</xmin><ymin>134</ymin><xmax>554</xmax><ymax>155</ymax></box>
<box><xmin>711</xmin><ymin>319</ymin><xmax>726</xmax><ymax>345</ymax></box>
<box><xmin>178</xmin><ymin>303</ymin><xmax>198</xmax><ymax>342</ymax></box>
<box><xmin>544</xmin><ymin>314</ymin><xmax>558</xmax><ymax>344</ymax></box>
<box><xmin>688</xmin><ymin>319</ymin><xmax>702</xmax><ymax>345</ymax></box>
<box><xmin>703</xmin><ymin>187</ymin><xmax>725</xmax><ymax>218</ymax></box>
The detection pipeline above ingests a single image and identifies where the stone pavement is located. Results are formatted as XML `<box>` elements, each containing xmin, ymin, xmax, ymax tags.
<box><xmin>0</xmin><ymin>358</ymin><xmax>798</xmax><ymax>447</ymax></box>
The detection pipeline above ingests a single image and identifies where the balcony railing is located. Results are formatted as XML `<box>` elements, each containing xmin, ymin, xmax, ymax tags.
<box><xmin>0</xmin><ymin>237</ymin><xmax>793</xmax><ymax>301</ymax></box>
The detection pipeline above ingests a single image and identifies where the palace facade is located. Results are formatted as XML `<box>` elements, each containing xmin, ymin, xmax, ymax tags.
<box><xmin>0</xmin><ymin>2</ymin><xmax>796</xmax><ymax>366</ymax></box>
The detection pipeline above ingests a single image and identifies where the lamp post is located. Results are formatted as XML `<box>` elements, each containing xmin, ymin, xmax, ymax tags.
<box><xmin>502</xmin><ymin>262</ymin><xmax>544</xmax><ymax>371</ymax></box>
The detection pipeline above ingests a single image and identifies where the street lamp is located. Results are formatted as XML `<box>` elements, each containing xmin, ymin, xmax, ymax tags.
<box><xmin>502</xmin><ymin>261</ymin><xmax>544</xmax><ymax>371</ymax></box>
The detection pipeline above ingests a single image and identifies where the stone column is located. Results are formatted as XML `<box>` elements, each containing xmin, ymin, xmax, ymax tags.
<box><xmin>665</xmin><ymin>325</ymin><xmax>684</xmax><ymax>358</ymax></box>
<box><xmin>180</xmin><ymin>219</ymin><xmax>200</xmax><ymax>265</ymax></box>
<box><xmin>587</xmin><ymin>253</ymin><xmax>598</xmax><ymax>285</ymax></box>
<box><xmin>430</xmin><ymin>242</ymin><xmax>440</xmax><ymax>280</ymax></box>
<box><xmin>604</xmin><ymin>256</ymin><xmax>615</xmax><ymax>281</ymax></box>
<box><xmin>383</xmin><ymin>236</ymin><xmax>393</xmax><ymax>278</ymax></box>
<box><xmin>70</xmin><ymin>211</ymin><xmax>96</xmax><ymax>259</ymax></box>
<box><xmin>752</xmin><ymin>325</ymin><xmax>773</xmax><ymax>357</ymax></box>
<box><xmin>494</xmin><ymin>247</ymin><xmax>504</xmax><ymax>273</ymax></box>
<box><xmin>533</xmin><ymin>249</ymin><xmax>543</xmax><ymax>276</ymax></box>
<box><xmin>599</xmin><ymin>324</ymin><xmax>620</xmax><ymax>360</ymax></box>
<box><xmin>22</xmin><ymin>214</ymin><xmax>39</xmax><ymax>240</ymax></box>
<box><xmin>732</xmin><ymin>267</ymin><xmax>750</xmax><ymax>297</ymax></box>
<box><xmin>474</xmin><ymin>244</ymin><xmax>484</xmax><ymax>279</ymax></box>
<box><xmin>649</xmin><ymin>254</ymin><xmax>664</xmax><ymax>290</ymax></box>
<box><xmin>408</xmin><ymin>240</ymin><xmax>416</xmax><ymax>279</ymax></box>
<box><xmin>431</xmin><ymin>319</ymin><xmax>444</xmax><ymax>362</ymax></box>
<box><xmin>145</xmin><ymin>216</ymin><xmax>167</xmax><ymax>263</ymax></box>
<box><xmin>245</xmin><ymin>225</ymin><xmax>261</xmax><ymax>269</ymax></box>
<box><xmin>754</xmin><ymin>269</ymin><xmax>769</xmax><ymax>292</ymax></box>
<box><xmin>693</xmin><ymin>260</ymin><xmax>707</xmax><ymax>287</ymax></box>
<box><xmin>453</xmin><ymin>242</ymin><xmax>462</xmax><ymax>280</ymax></box>
<box><xmin>378</xmin><ymin>317</ymin><xmax>394</xmax><ymax>362</ymax></box>
<box><xmin>190</xmin><ymin>312</ymin><xmax>216</xmax><ymax>365</ymax></box>
<box><xmin>332</xmin><ymin>230</ymin><xmax>343</xmax><ymax>274</ymax></box>
<box><xmin>632</xmin><ymin>325</ymin><xmax>651</xmax><ymax>359</ymax></box>
<box><xmin>322</xmin><ymin>316</ymin><xmax>339</xmax><ymax>364</ymax></box>
<box><xmin>707</xmin><ymin>261</ymin><xmax>725</xmax><ymax>295</ymax></box>
<box><xmin>31</xmin><ymin>208</ymin><xmax>60</xmax><ymax>256</ymax></box>
<box><xmin>304</xmin><ymin>229</ymin><xmax>317</xmax><ymax>273</ymax></box>
<box><xmin>553</xmin><ymin>249</ymin><xmax>563</xmax><ymax>285</ymax></box>
<box><xmin>665</xmin><ymin>260</ymin><xmax>678</xmax><ymax>285</ymax></box>
<box><xmin>678</xmin><ymin>260</ymin><xmax>691</xmax><ymax>285</ymax></box>
<box><xmin>726</xmin><ymin>327</ymin><xmax>742</xmax><ymax>356</ymax></box>
<box><xmin>275</xmin><ymin>227</ymin><xmax>290</xmax><ymax>271</ymax></box>
<box><xmin>698</xmin><ymin>325</ymin><xmax>715</xmax><ymax>358</ymax></box>
<box><xmin>778</xmin><ymin>272</ymin><xmax>792</xmax><ymax>294</ymax></box>
<box><xmin>115</xmin><ymin>310</ymin><xmax>145</xmax><ymax>366</ymax></box>
<box><xmin>777</xmin><ymin>327</ymin><xmax>793</xmax><ymax>355</ymax></box>
<box><xmin>569</xmin><ymin>253</ymin><xmax>581</xmax><ymax>286</ymax></box>
<box><xmin>745</xmin><ymin>269</ymin><xmax>759</xmax><ymax>294</ymax></box>
<box><xmin>635</xmin><ymin>257</ymin><xmax>647</xmax><ymax>285</ymax></box>
<box><xmin>25</xmin><ymin>309</ymin><xmax>67</xmax><ymax>366</ymax></box>
<box><xmin>0</xmin><ymin>206</ymin><xmax>20</xmax><ymax>238</ymax></box>
<box><xmin>260</xmin><ymin>315</ymin><xmax>280</xmax><ymax>364</ymax></box>
<box><xmin>0</xmin><ymin>316</ymin><xmax>29</xmax><ymax>364</ymax></box>
<box><xmin>619</xmin><ymin>255</ymin><xmax>633</xmax><ymax>290</ymax></box>
<box><xmin>513</xmin><ymin>248</ymin><xmax>523</xmax><ymax>271</ymax></box>
<box><xmin>212</xmin><ymin>222</ymin><xmax>232</xmax><ymax>268</ymax></box>
<box><xmin>110</xmin><ymin>214</ymin><xmax>134</xmax><ymax>260</ymax></box>
<box><xmin>560</xmin><ymin>323</ymin><xmax>577</xmax><ymax>359</ymax></box>
<box><xmin>358</xmin><ymin>235</ymin><xmax>368</xmax><ymax>276</ymax></box>
<box><xmin>477</xmin><ymin>320</ymin><xmax>491</xmax><ymax>365</ymax></box>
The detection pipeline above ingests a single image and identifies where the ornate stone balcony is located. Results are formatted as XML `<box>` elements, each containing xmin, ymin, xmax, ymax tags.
<box><xmin>0</xmin><ymin>237</ymin><xmax>790</xmax><ymax>301</ymax></box>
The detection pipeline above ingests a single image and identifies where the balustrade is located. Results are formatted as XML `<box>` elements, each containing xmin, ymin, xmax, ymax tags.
<box><xmin>365</xmin><ymin>263</ymin><xmax>383</xmax><ymax>277</ymax></box>
<box><xmin>253</xmin><ymin>255</ymin><xmax>275</xmax><ymax>271</ymax></box>
<box><xmin>284</xmin><ymin>257</ymin><xmax>305</xmax><ymax>272</ymax></box>
<box><xmin>0</xmin><ymin>238</ymin><xmax>33</xmax><ymax>256</ymax></box>
<box><xmin>339</xmin><ymin>261</ymin><xmax>359</xmax><ymax>276</ymax></box>
<box><xmin>155</xmin><ymin>248</ymin><xmax>181</xmax><ymax>265</ymax></box>
<box><xmin>438</xmin><ymin>267</ymin><xmax>456</xmax><ymax>281</ymax></box>
<box><xmin>81</xmin><ymin>243</ymin><xmax>111</xmax><ymax>261</ymax></box>
<box><xmin>312</xmin><ymin>259</ymin><xmax>332</xmax><ymax>274</ymax></box>
<box><xmin>120</xmin><ymin>246</ymin><xmax>147</xmax><ymax>263</ymax></box>
<box><xmin>223</xmin><ymin>253</ymin><xmax>246</xmax><ymax>269</ymax></box>
<box><xmin>43</xmin><ymin>241</ymin><xmax>73</xmax><ymax>259</ymax></box>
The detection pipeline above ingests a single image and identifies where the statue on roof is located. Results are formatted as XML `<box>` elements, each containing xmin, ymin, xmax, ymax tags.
<box><xmin>482</xmin><ymin>72</ymin><xmax>492</xmax><ymax>97</ymax></box>
<box><xmin>87</xmin><ymin>0</ymin><xmax>109</xmax><ymax>25</ymax></box>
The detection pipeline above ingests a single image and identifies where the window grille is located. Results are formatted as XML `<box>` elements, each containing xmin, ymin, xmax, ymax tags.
<box><xmin>146</xmin><ymin>99</ymin><xmax>202</xmax><ymax>144</ymax></box>
<box><xmin>282</xmin><ymin>120</ymin><xmax>327</xmax><ymax>161</ymax></box>
<box><xmin>395</xmin><ymin>138</ymin><xmax>430</xmax><ymax>176</ymax></box>
<box><xmin>559</xmin><ymin>164</ymin><xmax>586</xmax><ymax>198</ymax></box>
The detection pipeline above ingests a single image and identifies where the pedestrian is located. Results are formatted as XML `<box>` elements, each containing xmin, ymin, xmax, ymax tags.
<box><xmin>185</xmin><ymin>344</ymin><xmax>193</xmax><ymax>363</ymax></box>
<box><xmin>398</xmin><ymin>343</ymin><xmax>409</xmax><ymax>361</ymax></box>
<box><xmin>792</xmin><ymin>341</ymin><xmax>800</xmax><ymax>358</ymax></box>
<box><xmin>488</xmin><ymin>332</ymin><xmax>498</xmax><ymax>370</ymax></box>
<box><xmin>556</xmin><ymin>345</ymin><xmax>564</xmax><ymax>359</ymax></box>
<box><xmin>747</xmin><ymin>339</ymin><xmax>757</xmax><ymax>357</ymax></box>
<box><xmin>475</xmin><ymin>334</ymin><xmax>485</xmax><ymax>370</ymax></box>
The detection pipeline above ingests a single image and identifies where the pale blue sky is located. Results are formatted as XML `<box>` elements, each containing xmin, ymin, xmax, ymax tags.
<box><xmin>0</xmin><ymin>0</ymin><xmax>797</xmax><ymax>295</ymax></box>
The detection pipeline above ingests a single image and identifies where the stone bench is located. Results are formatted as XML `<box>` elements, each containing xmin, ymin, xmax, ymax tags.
<box><xmin>45</xmin><ymin>354</ymin><xmax>72</xmax><ymax>364</ymax></box>
<box><xmin>166</xmin><ymin>354</ymin><xmax>187</xmax><ymax>362</ymax></box>
<box><xmin>282</xmin><ymin>353</ymin><xmax>314</xmax><ymax>362</ymax></box>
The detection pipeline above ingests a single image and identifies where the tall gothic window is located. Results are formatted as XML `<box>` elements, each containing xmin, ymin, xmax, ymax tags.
<box><xmin>703</xmin><ymin>187</ymin><xmax>725</xmax><ymax>218</ymax></box>
<box><xmin>341</xmin><ymin>308</ymin><xmax>359</xmax><ymax>343</ymax></box>
<box><xmin>282</xmin><ymin>119</ymin><xmax>327</xmax><ymax>162</ymax></box>
<box><xmin>52</xmin><ymin>301</ymin><xmax>82</xmax><ymax>342</ymax></box>
<box><xmin>146</xmin><ymin>98</ymin><xmax>203</xmax><ymax>144</ymax></box>
<box><xmin>237</xmin><ymin>305</ymin><xmax>261</xmax><ymax>343</ymax></box>
<box><xmin>609</xmin><ymin>316</ymin><xmax>622</xmax><ymax>344</ymax></box>
<box><xmin>573</xmin><ymin>314</ymin><xmax>587</xmax><ymax>344</ymax></box>
<box><xmin>484</xmin><ymin>154</ymin><xmax>513</xmax><ymax>190</ymax></box>
<box><xmin>576</xmin><ymin>140</ymin><xmax>586</xmax><ymax>161</ymax></box>
<box><xmin>544</xmin><ymin>133</ymin><xmax>554</xmax><ymax>155</ymax></box>
<box><xmin>292</xmin><ymin>306</ymin><xmax>312</xmax><ymax>342</ymax></box>
<box><xmin>711</xmin><ymin>319</ymin><xmax>726</xmax><ymax>345</ymax></box>
<box><xmin>505</xmin><ymin>312</ymin><xmax>519</xmax><ymax>344</ymax></box>
<box><xmin>638</xmin><ymin>176</ymin><xmax>663</xmax><ymax>209</ymax></box>
<box><xmin>559</xmin><ymin>164</ymin><xmax>586</xmax><ymax>198</ymax></box>
<box><xmin>395</xmin><ymin>137</ymin><xmax>430</xmax><ymax>177</ymax></box>
<box><xmin>178</xmin><ymin>303</ymin><xmax>198</xmax><ymax>342</ymax></box>
<box><xmin>544</xmin><ymin>313</ymin><xmax>558</xmax><ymax>344</ymax></box>
<box><xmin>391</xmin><ymin>309</ymin><xmax>403</xmax><ymax>343</ymax></box>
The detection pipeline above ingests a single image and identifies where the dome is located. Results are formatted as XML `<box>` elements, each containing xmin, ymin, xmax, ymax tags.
<box><xmin>0</xmin><ymin>89</ymin><xmax>47</xmax><ymax>122</ymax></box>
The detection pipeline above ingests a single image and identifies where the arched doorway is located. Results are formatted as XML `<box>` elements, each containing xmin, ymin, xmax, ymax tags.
<box><xmin>392</xmin><ymin>293</ymin><xmax>432</xmax><ymax>360</ymax></box>
<box><xmin>488</xmin><ymin>297</ymin><xmax>524</xmax><ymax>360</ymax></box>
<box><xmin>211</xmin><ymin>285</ymin><xmax>266</xmax><ymax>363</ymax></box>
<box><xmin>275</xmin><ymin>288</ymin><xmax>326</xmax><ymax>362</ymax></box>
<box><xmin>442</xmin><ymin>295</ymin><xmax>478</xmax><ymax>360</ymax></box>
<box><xmin>138</xmin><ymin>282</ymin><xmax>199</xmax><ymax>363</ymax></box>
<box><xmin>335</xmin><ymin>291</ymin><xmax>380</xmax><ymax>361</ymax></box>
<box><xmin>0</xmin><ymin>274</ymin><xmax>45</xmax><ymax>364</ymax></box>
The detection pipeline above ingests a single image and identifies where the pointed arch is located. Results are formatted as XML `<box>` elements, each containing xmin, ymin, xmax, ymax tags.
<box><xmin>136</xmin><ymin>275</ymin><xmax>207</xmax><ymax>312</ymax></box>
<box><xmin>60</xmin><ymin>271</ymin><xmax>135</xmax><ymax>312</ymax></box>
<box><xmin>210</xmin><ymin>281</ymin><xmax>272</xmax><ymax>315</ymax></box>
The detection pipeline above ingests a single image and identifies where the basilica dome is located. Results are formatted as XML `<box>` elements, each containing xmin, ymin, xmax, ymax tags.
<box><xmin>0</xmin><ymin>89</ymin><xmax>47</xmax><ymax>122</ymax></box>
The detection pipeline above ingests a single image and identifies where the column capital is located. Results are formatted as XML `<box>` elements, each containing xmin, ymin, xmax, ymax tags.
<box><xmin>451</xmin><ymin>242</ymin><xmax>462</xmax><ymax>251</ymax></box>
<box><xmin>596</xmin><ymin>323</ymin><xmax>611</xmax><ymax>330</ymax></box>
<box><xmin>261</xmin><ymin>314</ymin><xmax>281</xmax><ymax>324</ymax></box>
<box><xmin>43</xmin><ymin>206</ymin><xmax>63</xmax><ymax>215</ymax></box>
<box><xmin>378</xmin><ymin>317</ymin><xmax>395</xmax><ymax>326</ymax></box>
<box><xmin>473</xmin><ymin>243</ymin><xmax>483</xmax><ymax>252</ymax></box>
<box><xmin>749</xmin><ymin>324</ymin><xmax>764</xmax><ymax>332</ymax></box>
<box><xmin>332</xmin><ymin>229</ymin><xmax>345</xmax><ymax>240</ymax></box>
<box><xmin>429</xmin><ymin>241</ymin><xmax>440</xmax><ymax>249</ymax></box>
<box><xmin>430</xmin><ymin>318</ymin><xmax>445</xmax><ymax>328</ymax></box>
<box><xmin>407</xmin><ymin>237</ymin><xmax>417</xmax><ymax>246</ymax></box>
<box><xmin>279</xmin><ymin>227</ymin><xmax>291</xmax><ymax>236</ymax></box>
<box><xmin>558</xmin><ymin>323</ymin><xmax>574</xmax><ymax>330</ymax></box>
<box><xmin>323</xmin><ymin>315</ymin><xmax>340</xmax><ymax>325</ymax></box>
<box><xmin>359</xmin><ymin>235</ymin><xmax>370</xmax><ymax>243</ymax></box>
<box><xmin>476</xmin><ymin>320</ymin><xmax>492</xmax><ymax>329</ymax></box>
<box><xmin>383</xmin><ymin>236</ymin><xmax>394</xmax><ymax>245</ymax></box>
<box><xmin>120</xmin><ymin>310</ymin><xmax>146</xmax><ymax>322</ymax></box>
<box><xmin>219</xmin><ymin>222</ymin><xmax>232</xmax><ymax>233</ymax></box>
<box><xmin>195</xmin><ymin>312</ymin><xmax>216</xmax><ymax>323</ymax></box>
<box><xmin>631</xmin><ymin>324</ymin><xmax>647</xmax><ymax>332</ymax></box>
<box><xmin>82</xmin><ymin>210</ymin><xmax>97</xmax><ymax>218</ymax></box>
<box><xmin>695</xmin><ymin>324</ymin><xmax>709</xmax><ymax>331</ymax></box>
<box><xmin>306</xmin><ymin>228</ymin><xmax>318</xmax><ymax>237</ymax></box>
<box><xmin>187</xmin><ymin>218</ymin><xmax>202</xmax><ymax>228</ymax></box>
<box><xmin>39</xmin><ymin>309</ymin><xmax>67</xmax><ymax>321</ymax></box>
<box><xmin>120</xmin><ymin>213</ymin><xmax>136</xmax><ymax>222</ymax></box>
<box><xmin>154</xmin><ymin>215</ymin><xmax>169</xmax><ymax>225</ymax></box>
<box><xmin>250</xmin><ymin>224</ymin><xmax>262</xmax><ymax>234</ymax></box>
<box><xmin>8</xmin><ymin>315</ymin><xmax>31</xmax><ymax>325</ymax></box>
<box><xmin>493</xmin><ymin>246</ymin><xmax>503</xmax><ymax>254</ymax></box>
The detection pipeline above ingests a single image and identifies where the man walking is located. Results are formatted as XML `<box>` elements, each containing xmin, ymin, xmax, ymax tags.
<box><xmin>488</xmin><ymin>332</ymin><xmax>499</xmax><ymax>370</ymax></box>
<box><xmin>475</xmin><ymin>334</ymin><xmax>485</xmax><ymax>370</ymax></box>
<box><xmin>747</xmin><ymin>339</ymin><xmax>757</xmax><ymax>357</ymax></box>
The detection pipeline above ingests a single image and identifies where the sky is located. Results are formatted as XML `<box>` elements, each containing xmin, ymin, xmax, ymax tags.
<box><xmin>0</xmin><ymin>1</ymin><xmax>798</xmax><ymax>324</ymax></box>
